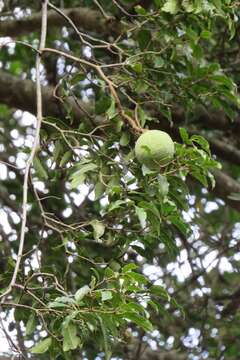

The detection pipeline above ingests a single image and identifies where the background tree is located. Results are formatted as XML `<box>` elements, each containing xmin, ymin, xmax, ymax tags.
<box><xmin>0</xmin><ymin>1</ymin><xmax>240</xmax><ymax>359</ymax></box>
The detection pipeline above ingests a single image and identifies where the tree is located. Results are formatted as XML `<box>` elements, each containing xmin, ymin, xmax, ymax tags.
<box><xmin>0</xmin><ymin>0</ymin><xmax>240</xmax><ymax>359</ymax></box>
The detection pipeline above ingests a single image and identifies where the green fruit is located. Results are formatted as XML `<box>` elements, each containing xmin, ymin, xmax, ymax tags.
<box><xmin>135</xmin><ymin>130</ymin><xmax>174</xmax><ymax>168</ymax></box>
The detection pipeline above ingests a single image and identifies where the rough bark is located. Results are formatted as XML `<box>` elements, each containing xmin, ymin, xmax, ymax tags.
<box><xmin>208</xmin><ymin>138</ymin><xmax>240</xmax><ymax>165</ymax></box>
<box><xmin>213</xmin><ymin>170</ymin><xmax>240</xmax><ymax>212</ymax></box>
<box><xmin>0</xmin><ymin>70</ymin><xmax>89</xmax><ymax>124</ymax></box>
<box><xmin>0</xmin><ymin>7</ymin><xmax>120</xmax><ymax>38</ymax></box>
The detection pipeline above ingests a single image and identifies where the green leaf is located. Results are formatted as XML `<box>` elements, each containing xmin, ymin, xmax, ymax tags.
<box><xmin>158</xmin><ymin>175</ymin><xmax>169</xmax><ymax>197</ymax></box>
<box><xmin>134</xmin><ymin>4</ymin><xmax>147</xmax><ymax>14</ymax></box>
<box><xmin>131</xmin><ymin>62</ymin><xmax>143</xmax><ymax>74</ymax></box>
<box><xmin>120</xmin><ymin>302</ymin><xmax>146</xmax><ymax>315</ymax></box>
<box><xmin>62</xmin><ymin>323</ymin><xmax>81</xmax><ymax>352</ymax></box>
<box><xmin>169</xmin><ymin>215</ymin><xmax>190</xmax><ymax>237</ymax></box>
<box><xmin>131</xmin><ymin>245</ymin><xmax>146</xmax><ymax>257</ymax></box>
<box><xmin>122</xmin><ymin>312</ymin><xmax>153</xmax><ymax>332</ymax></box>
<box><xmin>182</xmin><ymin>0</ymin><xmax>194</xmax><ymax>12</ymax></box>
<box><xmin>53</xmin><ymin>140</ymin><xmax>63</xmax><ymax>163</ymax></box>
<box><xmin>139</xmin><ymin>201</ymin><xmax>161</xmax><ymax>220</ymax></box>
<box><xmin>95</xmin><ymin>95</ymin><xmax>112</xmax><ymax>115</ymax></box>
<box><xmin>91</xmin><ymin>267</ymin><xmax>101</xmax><ymax>282</ymax></box>
<box><xmin>97</xmin><ymin>315</ymin><xmax>112</xmax><ymax>360</ymax></box>
<box><xmin>90</xmin><ymin>219</ymin><xmax>105</xmax><ymax>241</ymax></box>
<box><xmin>142</xmin><ymin>164</ymin><xmax>156</xmax><ymax>176</ymax></box>
<box><xmin>47</xmin><ymin>301</ymin><xmax>69</xmax><ymax>308</ymax></box>
<box><xmin>108</xmin><ymin>261</ymin><xmax>121</xmax><ymax>272</ymax></box>
<box><xmin>138</xmin><ymin>107</ymin><xmax>150</xmax><ymax>127</ymax></box>
<box><xmin>33</xmin><ymin>157</ymin><xmax>48</xmax><ymax>180</ymax></box>
<box><xmin>101</xmin><ymin>290</ymin><xmax>113</xmax><ymax>301</ymax></box>
<box><xmin>107</xmin><ymin>98</ymin><xmax>117</xmax><ymax>119</ymax></box>
<box><xmin>200</xmin><ymin>30</ymin><xmax>212</xmax><ymax>39</ymax></box>
<box><xmin>191</xmin><ymin>135</ymin><xmax>210</xmax><ymax>154</ymax></box>
<box><xmin>70</xmin><ymin>173</ymin><xmax>86</xmax><ymax>188</ymax></box>
<box><xmin>54</xmin><ymin>296</ymin><xmax>75</xmax><ymax>304</ymax></box>
<box><xmin>108</xmin><ymin>200</ymin><xmax>126</xmax><ymax>212</ymax></box>
<box><xmin>122</xmin><ymin>263</ymin><xmax>138</xmax><ymax>273</ymax></box>
<box><xmin>94</xmin><ymin>181</ymin><xmax>105</xmax><ymax>200</ymax></box>
<box><xmin>70</xmin><ymin>162</ymin><xmax>98</xmax><ymax>188</ymax></box>
<box><xmin>137</xmin><ymin>30</ymin><xmax>151</xmax><ymax>50</ymax></box>
<box><xmin>191</xmin><ymin>170</ymin><xmax>208</xmax><ymax>187</ymax></box>
<box><xmin>70</xmin><ymin>73</ymin><xmax>85</xmax><ymax>85</ymax></box>
<box><xmin>148</xmin><ymin>299</ymin><xmax>160</xmax><ymax>314</ymax></box>
<box><xmin>75</xmin><ymin>285</ymin><xmax>91</xmax><ymax>302</ymax></box>
<box><xmin>169</xmin><ymin>176</ymin><xmax>189</xmax><ymax>196</ymax></box>
<box><xmin>60</xmin><ymin>150</ymin><xmax>72</xmax><ymax>167</ymax></box>
<box><xmin>162</xmin><ymin>0</ymin><xmax>179</xmax><ymax>14</ymax></box>
<box><xmin>154</xmin><ymin>56</ymin><xmax>164</xmax><ymax>68</ymax></box>
<box><xmin>135</xmin><ymin>206</ymin><xmax>147</xmax><ymax>229</ymax></box>
<box><xmin>30</xmin><ymin>337</ymin><xmax>52</xmax><ymax>354</ymax></box>
<box><xmin>210</xmin><ymin>75</ymin><xmax>235</xmax><ymax>89</ymax></box>
<box><xmin>160</xmin><ymin>229</ymin><xmax>179</xmax><ymax>256</ymax></box>
<box><xmin>179</xmin><ymin>127</ymin><xmax>191</xmax><ymax>144</ymax></box>
<box><xmin>26</xmin><ymin>313</ymin><xmax>36</xmax><ymax>336</ymax></box>
<box><xmin>126</xmin><ymin>271</ymin><xmax>149</xmax><ymax>285</ymax></box>
<box><xmin>120</xmin><ymin>131</ymin><xmax>131</xmax><ymax>146</ymax></box>
<box><xmin>150</xmin><ymin>285</ymin><xmax>170</xmax><ymax>301</ymax></box>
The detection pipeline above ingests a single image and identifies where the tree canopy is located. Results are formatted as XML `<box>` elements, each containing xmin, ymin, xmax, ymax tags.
<box><xmin>0</xmin><ymin>1</ymin><xmax>240</xmax><ymax>359</ymax></box>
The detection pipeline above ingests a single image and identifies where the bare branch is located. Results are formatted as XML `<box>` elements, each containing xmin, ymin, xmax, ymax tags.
<box><xmin>208</xmin><ymin>138</ymin><xmax>240</xmax><ymax>165</ymax></box>
<box><xmin>0</xmin><ymin>0</ymin><xmax>48</xmax><ymax>301</ymax></box>
<box><xmin>0</xmin><ymin>6</ymin><xmax>120</xmax><ymax>38</ymax></box>
<box><xmin>213</xmin><ymin>170</ymin><xmax>240</xmax><ymax>212</ymax></box>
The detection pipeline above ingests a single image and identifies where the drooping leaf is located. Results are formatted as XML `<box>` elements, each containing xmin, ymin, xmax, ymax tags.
<box><xmin>158</xmin><ymin>175</ymin><xmax>169</xmax><ymax>197</ymax></box>
<box><xmin>162</xmin><ymin>0</ymin><xmax>179</xmax><ymax>14</ymax></box>
<box><xmin>122</xmin><ymin>312</ymin><xmax>153</xmax><ymax>332</ymax></box>
<box><xmin>135</xmin><ymin>206</ymin><xmax>147</xmax><ymax>229</ymax></box>
<box><xmin>90</xmin><ymin>219</ymin><xmax>105</xmax><ymax>241</ymax></box>
<box><xmin>75</xmin><ymin>285</ymin><xmax>91</xmax><ymax>303</ymax></box>
<box><xmin>33</xmin><ymin>157</ymin><xmax>48</xmax><ymax>180</ymax></box>
<box><xmin>30</xmin><ymin>337</ymin><xmax>52</xmax><ymax>354</ymax></box>
<box><xmin>26</xmin><ymin>313</ymin><xmax>36</xmax><ymax>336</ymax></box>
<box><xmin>101</xmin><ymin>290</ymin><xmax>113</xmax><ymax>301</ymax></box>
<box><xmin>62</xmin><ymin>323</ymin><xmax>81</xmax><ymax>352</ymax></box>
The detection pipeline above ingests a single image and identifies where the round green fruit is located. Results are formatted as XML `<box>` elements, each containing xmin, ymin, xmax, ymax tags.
<box><xmin>135</xmin><ymin>130</ymin><xmax>175</xmax><ymax>168</ymax></box>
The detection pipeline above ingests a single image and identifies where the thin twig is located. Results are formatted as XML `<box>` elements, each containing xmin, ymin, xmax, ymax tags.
<box><xmin>0</xmin><ymin>315</ymin><xmax>25</xmax><ymax>358</ymax></box>
<box><xmin>0</xmin><ymin>0</ymin><xmax>48</xmax><ymax>302</ymax></box>
<box><xmin>42</xmin><ymin>47</ymin><xmax>144</xmax><ymax>134</ymax></box>
<box><xmin>0</xmin><ymin>40</ymin><xmax>40</xmax><ymax>54</ymax></box>
<box><xmin>93</xmin><ymin>0</ymin><xmax>112</xmax><ymax>20</ymax></box>
<box><xmin>48</xmin><ymin>1</ymin><xmax>122</xmax><ymax>56</ymax></box>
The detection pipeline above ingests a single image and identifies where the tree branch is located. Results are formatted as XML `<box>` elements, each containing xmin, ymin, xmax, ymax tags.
<box><xmin>0</xmin><ymin>0</ymin><xmax>48</xmax><ymax>302</ymax></box>
<box><xmin>208</xmin><ymin>138</ymin><xmax>240</xmax><ymax>165</ymax></box>
<box><xmin>213</xmin><ymin>170</ymin><xmax>240</xmax><ymax>212</ymax></box>
<box><xmin>0</xmin><ymin>6</ymin><xmax>120</xmax><ymax>38</ymax></box>
<box><xmin>221</xmin><ymin>286</ymin><xmax>240</xmax><ymax>317</ymax></box>
<box><xmin>0</xmin><ymin>69</ymin><xmax>89</xmax><ymax>123</ymax></box>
